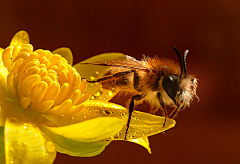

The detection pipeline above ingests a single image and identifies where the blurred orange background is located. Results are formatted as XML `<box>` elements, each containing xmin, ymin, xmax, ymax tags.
<box><xmin>0</xmin><ymin>0</ymin><xmax>239</xmax><ymax>163</ymax></box>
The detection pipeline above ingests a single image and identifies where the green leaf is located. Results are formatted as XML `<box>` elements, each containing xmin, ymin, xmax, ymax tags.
<box><xmin>42</xmin><ymin>127</ymin><xmax>111</xmax><ymax>157</ymax></box>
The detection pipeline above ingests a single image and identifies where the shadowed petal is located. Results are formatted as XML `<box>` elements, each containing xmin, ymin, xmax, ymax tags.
<box><xmin>52</xmin><ymin>48</ymin><xmax>73</xmax><ymax>65</ymax></box>
<box><xmin>0</xmin><ymin>127</ymin><xmax>4</xmax><ymax>163</ymax></box>
<box><xmin>5</xmin><ymin>117</ymin><xmax>56</xmax><ymax>164</ymax></box>
<box><xmin>42</xmin><ymin>127</ymin><xmax>111</xmax><ymax>157</ymax></box>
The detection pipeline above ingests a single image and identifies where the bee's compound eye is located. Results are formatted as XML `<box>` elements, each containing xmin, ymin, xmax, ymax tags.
<box><xmin>162</xmin><ymin>74</ymin><xmax>179</xmax><ymax>104</ymax></box>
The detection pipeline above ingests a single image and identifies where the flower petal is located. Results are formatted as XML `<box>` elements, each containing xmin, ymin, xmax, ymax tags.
<box><xmin>128</xmin><ymin>137</ymin><xmax>152</xmax><ymax>154</ymax></box>
<box><xmin>41</xmin><ymin>127</ymin><xmax>111</xmax><ymax>157</ymax></box>
<box><xmin>43</xmin><ymin>100</ymin><xmax>128</xmax><ymax>126</ymax></box>
<box><xmin>44</xmin><ymin>100</ymin><xmax>175</xmax><ymax>139</ymax></box>
<box><xmin>42</xmin><ymin>117</ymin><xmax>124</xmax><ymax>142</ymax></box>
<box><xmin>4</xmin><ymin>117</ymin><xmax>56</xmax><ymax>164</ymax></box>
<box><xmin>74</xmin><ymin>53</ymin><xmax>125</xmax><ymax>101</ymax></box>
<box><xmin>0</xmin><ymin>71</ymin><xmax>17</xmax><ymax>126</ymax></box>
<box><xmin>10</xmin><ymin>31</ymin><xmax>29</xmax><ymax>48</ymax></box>
<box><xmin>52</xmin><ymin>48</ymin><xmax>73</xmax><ymax>65</ymax></box>
<box><xmin>0</xmin><ymin>47</ymin><xmax>9</xmax><ymax>82</ymax></box>
<box><xmin>112</xmin><ymin>111</ymin><xmax>176</xmax><ymax>140</ymax></box>
<box><xmin>0</xmin><ymin>127</ymin><xmax>5</xmax><ymax>163</ymax></box>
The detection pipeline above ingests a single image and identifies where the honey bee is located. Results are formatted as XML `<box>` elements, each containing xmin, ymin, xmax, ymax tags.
<box><xmin>82</xmin><ymin>47</ymin><xmax>199</xmax><ymax>138</ymax></box>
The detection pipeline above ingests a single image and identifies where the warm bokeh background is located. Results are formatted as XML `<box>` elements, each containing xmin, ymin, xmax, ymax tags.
<box><xmin>0</xmin><ymin>1</ymin><xmax>239</xmax><ymax>163</ymax></box>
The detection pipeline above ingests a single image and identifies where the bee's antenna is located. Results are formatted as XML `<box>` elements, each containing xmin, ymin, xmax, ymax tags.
<box><xmin>173</xmin><ymin>46</ymin><xmax>184</xmax><ymax>81</ymax></box>
<box><xmin>183</xmin><ymin>49</ymin><xmax>189</xmax><ymax>77</ymax></box>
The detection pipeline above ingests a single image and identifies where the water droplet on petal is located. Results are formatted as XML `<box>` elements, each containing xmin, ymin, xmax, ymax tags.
<box><xmin>23</xmin><ymin>123</ymin><xmax>29</xmax><ymax>130</ymax></box>
<box><xmin>45</xmin><ymin>141</ymin><xmax>55</xmax><ymax>153</ymax></box>
<box><xmin>95</xmin><ymin>92</ymin><xmax>100</xmax><ymax>96</ymax></box>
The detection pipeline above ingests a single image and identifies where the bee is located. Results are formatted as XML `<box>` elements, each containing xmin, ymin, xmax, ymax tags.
<box><xmin>82</xmin><ymin>47</ymin><xmax>199</xmax><ymax>139</ymax></box>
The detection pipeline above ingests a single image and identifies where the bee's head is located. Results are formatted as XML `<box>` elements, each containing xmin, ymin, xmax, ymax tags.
<box><xmin>162</xmin><ymin>47</ymin><xmax>199</xmax><ymax>109</ymax></box>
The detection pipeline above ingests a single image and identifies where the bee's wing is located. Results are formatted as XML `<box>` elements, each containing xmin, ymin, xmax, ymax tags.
<box><xmin>74</xmin><ymin>53</ymin><xmax>127</xmax><ymax>101</ymax></box>
<box><xmin>81</xmin><ymin>55</ymin><xmax>149</xmax><ymax>71</ymax></box>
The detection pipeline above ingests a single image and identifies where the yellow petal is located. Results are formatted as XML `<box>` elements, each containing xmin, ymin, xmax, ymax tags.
<box><xmin>0</xmin><ymin>70</ymin><xmax>17</xmax><ymax>126</ymax></box>
<box><xmin>4</xmin><ymin>117</ymin><xmax>56</xmax><ymax>164</ymax></box>
<box><xmin>42</xmin><ymin>126</ymin><xmax>111</xmax><ymax>157</ymax></box>
<box><xmin>43</xmin><ymin>100</ymin><xmax>175</xmax><ymax>140</ymax></box>
<box><xmin>0</xmin><ymin>47</ymin><xmax>9</xmax><ymax>82</ymax></box>
<box><xmin>52</xmin><ymin>48</ymin><xmax>73</xmax><ymax>65</ymax></box>
<box><xmin>112</xmin><ymin>111</ymin><xmax>176</xmax><ymax>140</ymax></box>
<box><xmin>43</xmin><ymin>100</ymin><xmax>128</xmax><ymax>126</ymax></box>
<box><xmin>128</xmin><ymin>137</ymin><xmax>152</xmax><ymax>154</ymax></box>
<box><xmin>10</xmin><ymin>31</ymin><xmax>29</xmax><ymax>48</ymax></box>
<box><xmin>74</xmin><ymin>53</ymin><xmax>125</xmax><ymax>101</ymax></box>
<box><xmin>42</xmin><ymin>117</ymin><xmax>124</xmax><ymax>142</ymax></box>
<box><xmin>0</xmin><ymin>127</ymin><xmax>4</xmax><ymax>163</ymax></box>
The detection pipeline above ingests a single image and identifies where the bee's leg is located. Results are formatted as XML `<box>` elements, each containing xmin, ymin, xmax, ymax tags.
<box><xmin>124</xmin><ymin>94</ymin><xmax>144</xmax><ymax>140</ymax></box>
<box><xmin>149</xmin><ymin>107</ymin><xmax>158</xmax><ymax>114</ymax></box>
<box><xmin>85</xmin><ymin>70</ymin><xmax>134</xmax><ymax>83</ymax></box>
<box><xmin>169</xmin><ymin>105</ymin><xmax>184</xmax><ymax>119</ymax></box>
<box><xmin>169</xmin><ymin>108</ymin><xmax>179</xmax><ymax>119</ymax></box>
<box><xmin>157</xmin><ymin>92</ymin><xmax>167</xmax><ymax>128</ymax></box>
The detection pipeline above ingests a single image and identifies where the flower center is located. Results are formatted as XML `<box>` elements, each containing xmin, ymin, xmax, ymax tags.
<box><xmin>2</xmin><ymin>44</ymin><xmax>91</xmax><ymax>115</ymax></box>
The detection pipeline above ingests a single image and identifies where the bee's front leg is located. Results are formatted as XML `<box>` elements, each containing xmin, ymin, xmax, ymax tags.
<box><xmin>124</xmin><ymin>94</ymin><xmax>144</xmax><ymax>140</ymax></box>
<box><xmin>157</xmin><ymin>92</ymin><xmax>167</xmax><ymax>128</ymax></box>
<box><xmin>169</xmin><ymin>105</ymin><xmax>182</xmax><ymax>119</ymax></box>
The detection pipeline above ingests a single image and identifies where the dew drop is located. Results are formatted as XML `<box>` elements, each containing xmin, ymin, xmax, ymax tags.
<box><xmin>95</xmin><ymin>92</ymin><xmax>100</xmax><ymax>96</ymax></box>
<box><xmin>83</xmin><ymin>115</ymin><xmax>87</xmax><ymax>118</ymax></box>
<box><xmin>9</xmin><ymin>117</ymin><xmax>18</xmax><ymax>123</ymax></box>
<box><xmin>90</xmin><ymin>76</ymin><xmax>95</xmax><ymax>80</ymax></box>
<box><xmin>45</xmin><ymin>141</ymin><xmax>55</xmax><ymax>153</ymax></box>
<box><xmin>23</xmin><ymin>126</ymin><xmax>28</xmax><ymax>130</ymax></box>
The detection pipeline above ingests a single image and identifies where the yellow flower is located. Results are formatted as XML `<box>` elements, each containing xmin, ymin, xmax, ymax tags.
<box><xmin>0</xmin><ymin>31</ymin><xmax>176</xmax><ymax>164</ymax></box>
